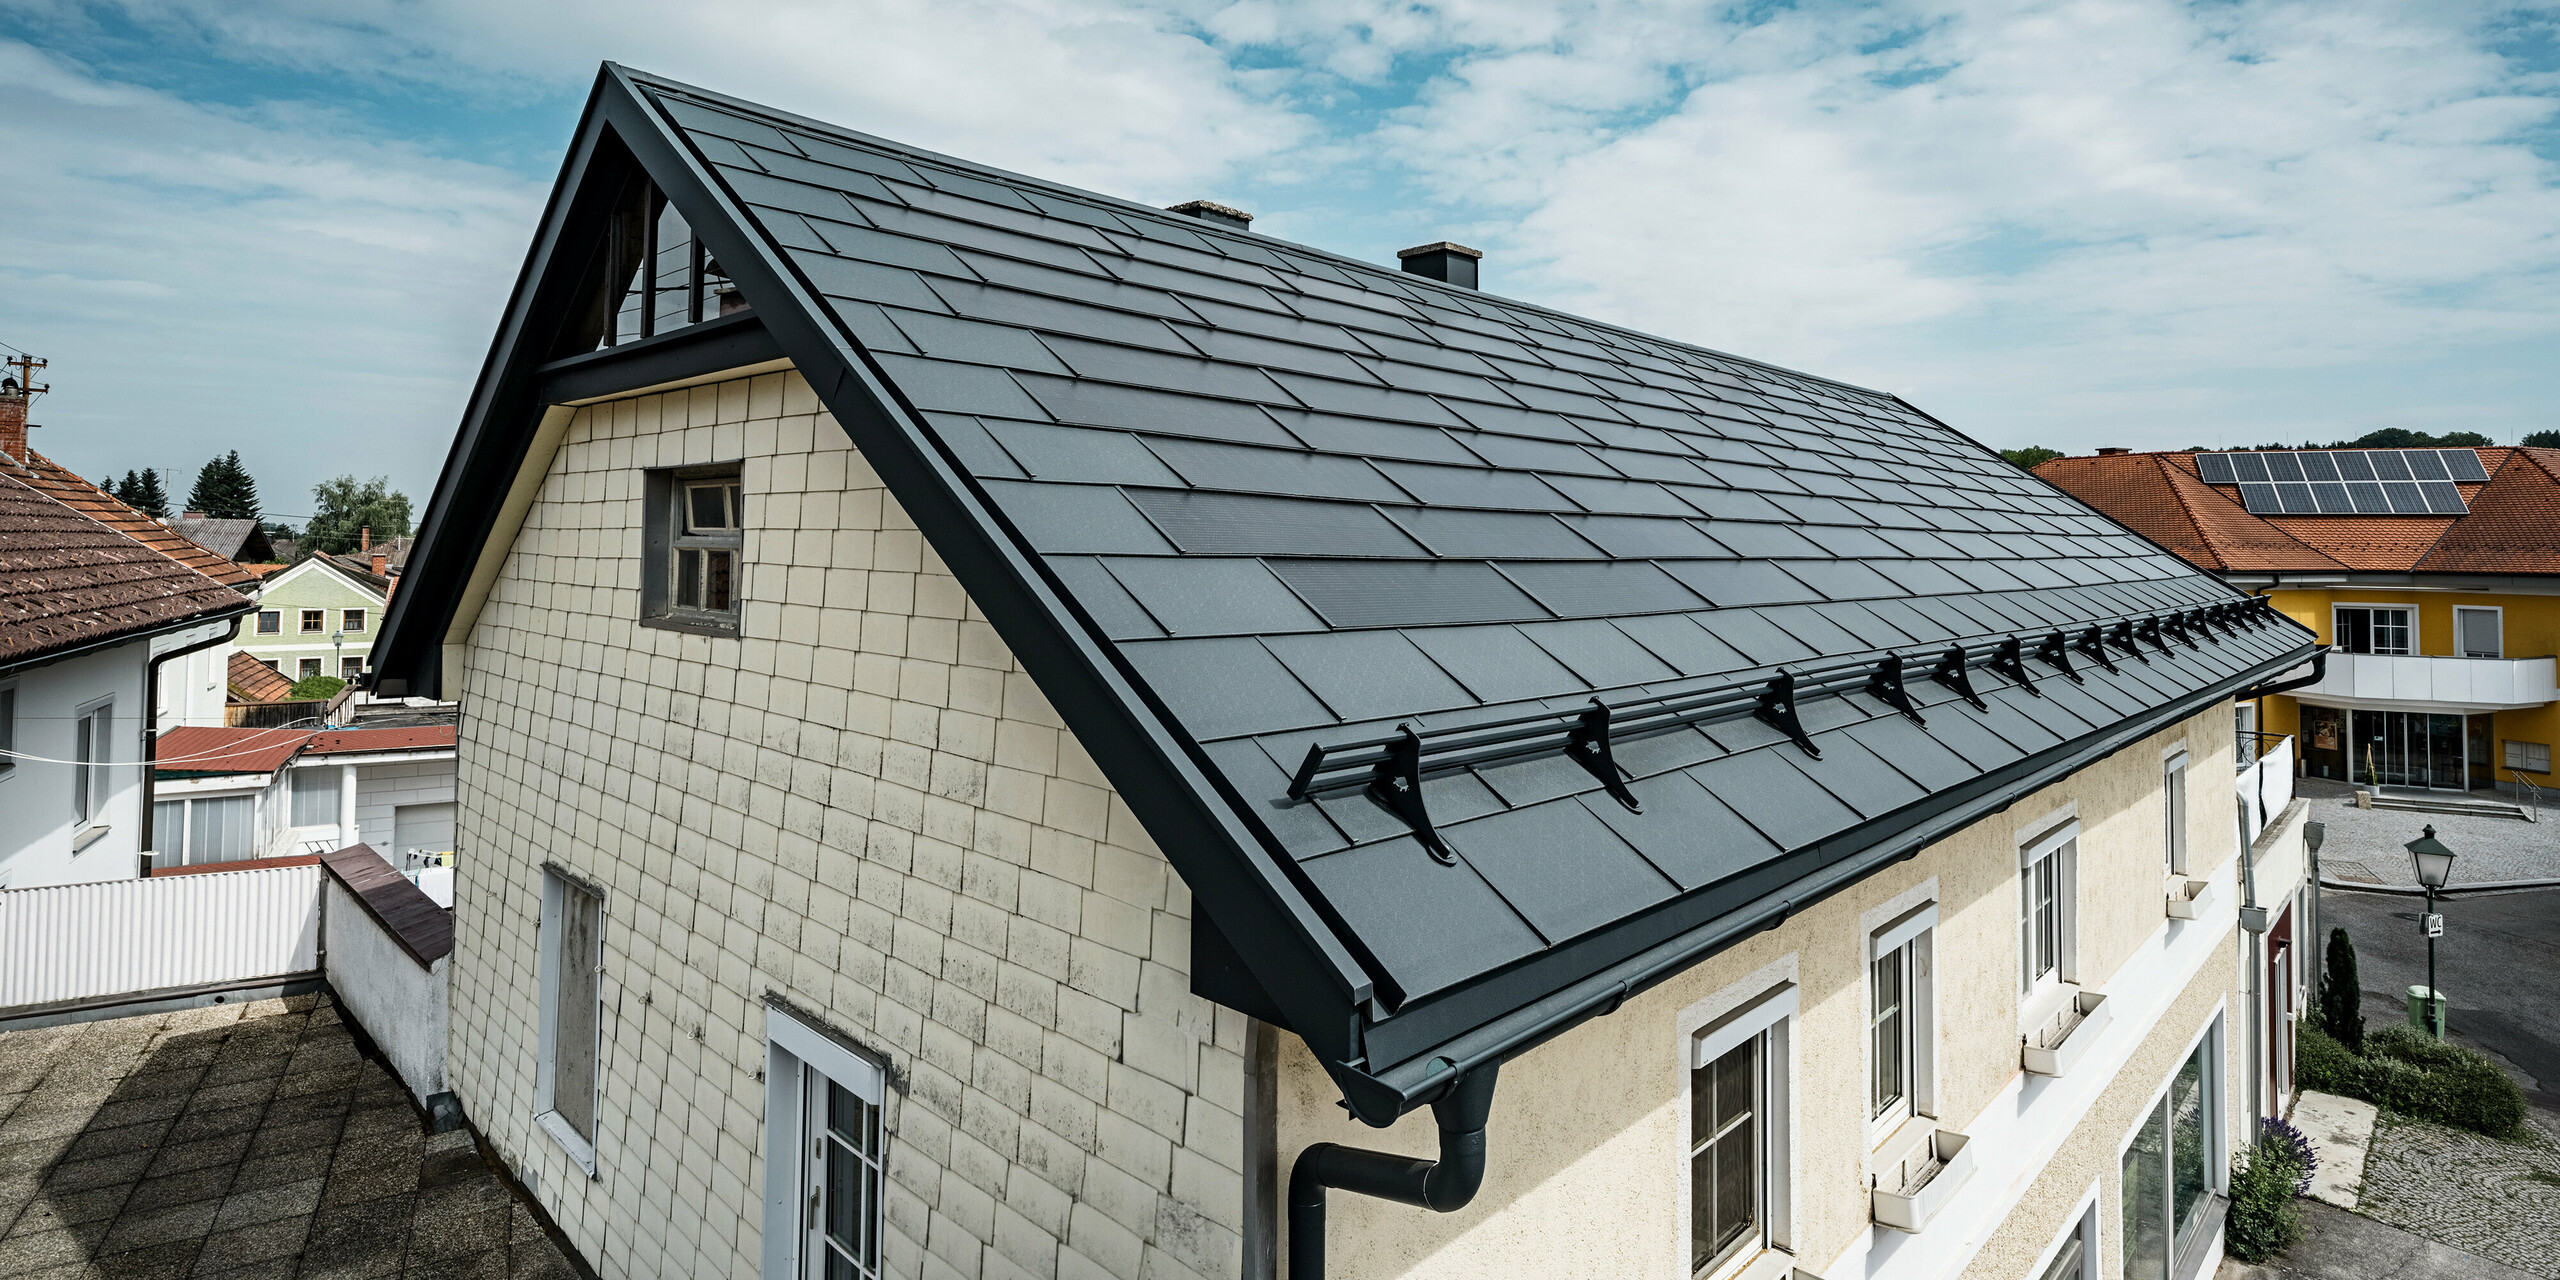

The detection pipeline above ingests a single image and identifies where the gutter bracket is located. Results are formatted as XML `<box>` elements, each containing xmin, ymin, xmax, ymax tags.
<box><xmin>1755</xmin><ymin>672</ymin><xmax>1822</xmax><ymax>758</ymax></box>
<box><xmin>2075</xmin><ymin>625</ymin><xmax>2119</xmax><ymax>675</ymax></box>
<box><xmin>1932</xmin><ymin>646</ymin><xmax>1989</xmax><ymax>711</ymax></box>
<box><xmin>2035</xmin><ymin>631</ymin><xmax>2083</xmax><ymax>684</ymax></box>
<box><xmin>1991</xmin><ymin>636</ymin><xmax>2041</xmax><ymax>697</ymax></box>
<box><xmin>1567</xmin><ymin>699</ymin><xmax>1642</xmax><ymax>813</ymax></box>
<box><xmin>1866</xmin><ymin>653</ymin><xmax>1926</xmax><ymax>726</ymax></box>
<box><xmin>1369</xmin><ymin>726</ymin><xmax>1456</xmax><ymax>865</ymax></box>
<box><xmin>2110</xmin><ymin>620</ymin><xmax>2150</xmax><ymax>665</ymax></box>
<box><xmin>2137</xmin><ymin>616</ymin><xmax>2173</xmax><ymax>657</ymax></box>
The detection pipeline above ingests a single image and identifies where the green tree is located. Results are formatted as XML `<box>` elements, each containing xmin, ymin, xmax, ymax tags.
<box><xmin>2320</xmin><ymin>926</ymin><xmax>2365</xmax><ymax>1055</ymax></box>
<box><xmin>183</xmin><ymin>450</ymin><xmax>262</xmax><ymax>521</ymax></box>
<box><xmin>118</xmin><ymin>468</ymin><xmax>170</xmax><ymax>520</ymax></box>
<box><xmin>2001</xmin><ymin>446</ymin><xmax>2062</xmax><ymax>471</ymax></box>
<box><xmin>2521</xmin><ymin>430</ymin><xmax>2560</xmax><ymax>449</ymax></box>
<box><xmin>303</xmin><ymin>475</ymin><xmax>412</xmax><ymax>555</ymax></box>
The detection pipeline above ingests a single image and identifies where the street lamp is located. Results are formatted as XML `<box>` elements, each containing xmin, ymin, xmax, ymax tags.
<box><xmin>2405</xmin><ymin>824</ymin><xmax>2457</xmax><ymax>1039</ymax></box>
<box><xmin>2304</xmin><ymin>820</ymin><xmax>2326</xmax><ymax>1001</ymax></box>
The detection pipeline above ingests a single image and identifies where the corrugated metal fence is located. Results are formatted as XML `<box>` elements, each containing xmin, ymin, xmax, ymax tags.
<box><xmin>0</xmin><ymin>864</ymin><xmax>322</xmax><ymax>1011</ymax></box>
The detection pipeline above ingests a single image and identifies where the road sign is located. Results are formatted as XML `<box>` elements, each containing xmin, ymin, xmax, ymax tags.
<box><xmin>2424</xmin><ymin>912</ymin><xmax>2444</xmax><ymax>938</ymax></box>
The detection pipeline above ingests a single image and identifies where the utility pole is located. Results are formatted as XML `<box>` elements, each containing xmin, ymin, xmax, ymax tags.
<box><xmin>2</xmin><ymin>353</ymin><xmax>48</xmax><ymax>398</ymax></box>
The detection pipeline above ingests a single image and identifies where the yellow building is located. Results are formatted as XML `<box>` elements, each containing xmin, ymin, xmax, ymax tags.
<box><xmin>2043</xmin><ymin>446</ymin><xmax>2560</xmax><ymax>802</ymax></box>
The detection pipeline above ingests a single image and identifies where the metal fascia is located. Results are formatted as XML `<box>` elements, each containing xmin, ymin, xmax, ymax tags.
<box><xmin>599</xmin><ymin>68</ymin><xmax>1375</xmax><ymax>1060</ymax></box>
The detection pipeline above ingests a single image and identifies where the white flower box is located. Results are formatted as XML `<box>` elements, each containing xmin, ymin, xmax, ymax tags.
<box><xmin>1872</xmin><ymin>1129</ymin><xmax>1975</xmax><ymax>1233</ymax></box>
<box><xmin>2166</xmin><ymin>877</ymin><xmax>2214</xmax><ymax>920</ymax></box>
<box><xmin>2022</xmin><ymin>990</ymin><xmax>2111</xmax><ymax>1077</ymax></box>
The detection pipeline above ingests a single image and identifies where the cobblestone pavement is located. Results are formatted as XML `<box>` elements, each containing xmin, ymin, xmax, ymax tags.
<box><xmin>0</xmin><ymin>993</ymin><xmax>574</xmax><ymax>1279</ymax></box>
<box><xmin>2298</xmin><ymin>778</ymin><xmax>2560</xmax><ymax>888</ymax></box>
<box><xmin>2354</xmin><ymin>1107</ymin><xmax>2560</xmax><ymax>1278</ymax></box>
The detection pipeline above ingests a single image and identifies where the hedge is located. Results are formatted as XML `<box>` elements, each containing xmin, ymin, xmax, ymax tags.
<box><xmin>2225</xmin><ymin>1119</ymin><xmax>2316</xmax><ymax>1262</ymax></box>
<box><xmin>2296</xmin><ymin>1023</ymin><xmax>2526</xmax><ymax>1137</ymax></box>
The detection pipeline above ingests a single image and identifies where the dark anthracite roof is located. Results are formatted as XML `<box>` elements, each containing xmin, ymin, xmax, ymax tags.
<box><xmin>379</xmin><ymin>66</ymin><xmax>2319</xmax><ymax>1122</ymax></box>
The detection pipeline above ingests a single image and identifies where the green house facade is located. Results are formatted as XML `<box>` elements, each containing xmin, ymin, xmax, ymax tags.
<box><xmin>241</xmin><ymin>556</ymin><xmax>389</xmax><ymax>682</ymax></box>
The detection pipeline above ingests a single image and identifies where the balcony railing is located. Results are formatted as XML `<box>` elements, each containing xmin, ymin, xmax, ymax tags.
<box><xmin>2299</xmin><ymin>651</ymin><xmax>2559</xmax><ymax>710</ymax></box>
<box><xmin>2238</xmin><ymin>734</ymin><xmax>2295</xmax><ymax>849</ymax></box>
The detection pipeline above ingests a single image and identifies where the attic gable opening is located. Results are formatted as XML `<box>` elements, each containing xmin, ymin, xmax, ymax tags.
<box><xmin>556</xmin><ymin>164</ymin><xmax>749</xmax><ymax>358</ymax></box>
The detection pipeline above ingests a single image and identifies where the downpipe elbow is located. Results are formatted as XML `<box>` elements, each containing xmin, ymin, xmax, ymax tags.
<box><xmin>1286</xmin><ymin>1064</ymin><xmax>1500</xmax><ymax>1280</ymax></box>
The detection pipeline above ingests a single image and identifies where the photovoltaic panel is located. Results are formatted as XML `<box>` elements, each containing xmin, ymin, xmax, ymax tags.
<box><xmin>2265</xmin><ymin>453</ymin><xmax>2305</xmax><ymax>482</ymax></box>
<box><xmin>2405</xmin><ymin>450</ymin><xmax>2450</xmax><ymax>481</ymax></box>
<box><xmin>2383</xmin><ymin>481</ymin><xmax>2427</xmax><ymax>513</ymax></box>
<box><xmin>2332</xmin><ymin>451</ymin><xmax>2376</xmax><ymax>481</ymax></box>
<box><xmin>2239</xmin><ymin>483</ymin><xmax>2281</xmax><ymax>514</ymax></box>
<box><xmin>2311</xmin><ymin>483</ymin><xmax>2354</xmax><ymax>514</ymax></box>
<box><xmin>2420</xmin><ymin>482</ymin><xmax>2468</xmax><ymax>514</ymax></box>
<box><xmin>2232</xmin><ymin>453</ymin><xmax>2272</xmax><ymax>483</ymax></box>
<box><xmin>2443</xmin><ymin>450</ymin><xmax>2490</xmax><ymax>482</ymax></box>
<box><xmin>2370</xmin><ymin>452</ymin><xmax>2414</xmax><ymax>482</ymax></box>
<box><xmin>2298</xmin><ymin>453</ymin><xmax>2341</xmax><ymax>482</ymax></box>
<box><xmin>2276</xmin><ymin>483</ymin><xmax>2317</xmax><ymax>514</ymax></box>
<box><xmin>2195</xmin><ymin>453</ymin><xmax>2237</xmax><ymax>484</ymax></box>
<box><xmin>2348</xmin><ymin>482</ymin><xmax>2390</xmax><ymax>513</ymax></box>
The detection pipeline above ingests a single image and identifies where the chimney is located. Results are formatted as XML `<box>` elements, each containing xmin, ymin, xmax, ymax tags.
<box><xmin>1398</xmin><ymin>241</ymin><xmax>1482</xmax><ymax>290</ymax></box>
<box><xmin>2096</xmin><ymin>447</ymin><xmax>2130</xmax><ymax>456</ymax></box>
<box><xmin>182</xmin><ymin>509</ymin><xmax>205</xmax><ymax>520</ymax></box>
<box><xmin>371</xmin><ymin>551</ymin><xmax>388</xmax><ymax>578</ymax></box>
<box><xmin>0</xmin><ymin>379</ymin><xmax>25</xmax><ymax>463</ymax></box>
<box><xmin>1166</xmin><ymin>200</ymin><xmax>1252</xmax><ymax>231</ymax></box>
<box><xmin>359</xmin><ymin>526</ymin><xmax>370</xmax><ymax>553</ymax></box>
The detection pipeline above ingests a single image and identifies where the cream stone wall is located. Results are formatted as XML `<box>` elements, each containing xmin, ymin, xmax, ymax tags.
<box><xmin>447</xmin><ymin>370</ymin><xmax>1252</xmax><ymax>1280</ymax></box>
<box><xmin>1276</xmin><ymin>708</ymin><xmax>2245</xmax><ymax>1280</ymax></box>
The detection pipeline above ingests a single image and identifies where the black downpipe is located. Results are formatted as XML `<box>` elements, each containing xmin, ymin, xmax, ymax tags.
<box><xmin>1287</xmin><ymin>1064</ymin><xmax>1499</xmax><ymax>1280</ymax></box>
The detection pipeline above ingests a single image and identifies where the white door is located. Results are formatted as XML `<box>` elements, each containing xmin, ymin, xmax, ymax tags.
<box><xmin>391</xmin><ymin>802</ymin><xmax>456</xmax><ymax>867</ymax></box>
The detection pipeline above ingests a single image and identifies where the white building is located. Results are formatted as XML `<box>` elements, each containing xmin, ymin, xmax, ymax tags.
<box><xmin>150</xmin><ymin>724</ymin><xmax>459</xmax><ymax>876</ymax></box>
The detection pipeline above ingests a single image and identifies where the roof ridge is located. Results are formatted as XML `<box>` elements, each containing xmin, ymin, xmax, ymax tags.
<box><xmin>617</xmin><ymin>66</ymin><xmax>1904</xmax><ymax>406</ymax></box>
<box><xmin>2149</xmin><ymin>455</ymin><xmax>2223</xmax><ymax>569</ymax></box>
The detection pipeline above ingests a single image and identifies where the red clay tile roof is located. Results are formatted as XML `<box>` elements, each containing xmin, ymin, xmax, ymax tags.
<box><xmin>2414</xmin><ymin>447</ymin><xmax>2560</xmax><ymax>573</ymax></box>
<box><xmin>305</xmin><ymin>725</ymin><xmax>458</xmax><ymax>755</ymax></box>
<box><xmin>0</xmin><ymin>470</ymin><xmax>257</xmax><ymax>667</ymax></box>
<box><xmin>227</xmin><ymin>650</ymin><xmax>297</xmax><ymax>702</ymax></box>
<box><xmin>2</xmin><ymin>450</ymin><xmax>263</xmax><ymax>590</ymax></box>
<box><xmin>2037</xmin><ymin>446</ymin><xmax>2559</xmax><ymax>577</ymax></box>
<box><xmin>154</xmin><ymin>726</ymin><xmax>314</xmax><ymax>776</ymax></box>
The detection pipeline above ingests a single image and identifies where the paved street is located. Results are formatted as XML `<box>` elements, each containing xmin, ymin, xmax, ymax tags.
<box><xmin>2218</xmin><ymin>1199</ymin><xmax>2544</xmax><ymax>1280</ymax></box>
<box><xmin>2320</xmin><ymin>887</ymin><xmax>2560</xmax><ymax>1113</ymax></box>
<box><xmin>2301</xmin><ymin>779</ymin><xmax>2560</xmax><ymax>890</ymax></box>
<box><xmin>0</xmin><ymin>994</ymin><xmax>572</xmax><ymax>1279</ymax></box>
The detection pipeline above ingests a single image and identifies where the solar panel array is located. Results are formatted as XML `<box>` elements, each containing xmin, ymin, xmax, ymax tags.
<box><xmin>2195</xmin><ymin>449</ymin><xmax>2484</xmax><ymax>516</ymax></box>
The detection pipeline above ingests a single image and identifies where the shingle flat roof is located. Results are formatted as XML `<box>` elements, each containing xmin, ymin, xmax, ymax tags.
<box><xmin>377</xmin><ymin>65</ymin><xmax>2320</xmax><ymax>1119</ymax></box>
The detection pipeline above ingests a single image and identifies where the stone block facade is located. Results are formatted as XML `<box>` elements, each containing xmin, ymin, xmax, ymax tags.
<box><xmin>446</xmin><ymin>369</ymin><xmax>1250</xmax><ymax>1280</ymax></box>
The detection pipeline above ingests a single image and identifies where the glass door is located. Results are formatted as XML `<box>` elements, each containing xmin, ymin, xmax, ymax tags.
<box><xmin>2350</xmin><ymin>710</ymin><xmax>2475</xmax><ymax>790</ymax></box>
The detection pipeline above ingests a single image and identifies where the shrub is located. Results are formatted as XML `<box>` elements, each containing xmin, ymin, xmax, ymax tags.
<box><xmin>2293</xmin><ymin>1022</ymin><xmax>2527</xmax><ymax>1137</ymax></box>
<box><xmin>287</xmin><ymin>674</ymin><xmax>346</xmax><ymax>701</ymax></box>
<box><xmin>2225</xmin><ymin>1121</ymin><xmax>2313</xmax><ymax>1262</ymax></box>
<box><xmin>2319</xmin><ymin>927</ymin><xmax>2364</xmax><ymax>1054</ymax></box>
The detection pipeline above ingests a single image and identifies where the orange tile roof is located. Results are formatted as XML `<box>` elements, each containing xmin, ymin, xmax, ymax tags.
<box><xmin>0</xmin><ymin>450</ymin><xmax>263</xmax><ymax>590</ymax></box>
<box><xmin>227</xmin><ymin>650</ymin><xmax>296</xmax><ymax>702</ymax></box>
<box><xmin>2039</xmin><ymin>446</ymin><xmax>2560</xmax><ymax>577</ymax></box>
<box><xmin>155</xmin><ymin>726</ymin><xmax>313</xmax><ymax>775</ymax></box>
<box><xmin>0</xmin><ymin>471</ymin><xmax>256</xmax><ymax>667</ymax></box>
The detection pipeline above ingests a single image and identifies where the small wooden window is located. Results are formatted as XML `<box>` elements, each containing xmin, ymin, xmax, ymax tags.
<box><xmin>643</xmin><ymin>466</ymin><xmax>744</xmax><ymax>636</ymax></box>
<box><xmin>300</xmin><ymin>609</ymin><xmax>325</xmax><ymax>634</ymax></box>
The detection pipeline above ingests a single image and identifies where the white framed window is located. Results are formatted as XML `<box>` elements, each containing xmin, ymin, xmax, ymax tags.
<box><xmin>2119</xmin><ymin>1020</ymin><xmax>2223</xmax><ymax>1280</ymax></box>
<box><xmin>1688</xmin><ymin>984</ymin><xmax>1794</xmax><ymax>1278</ymax></box>
<box><xmin>342</xmin><ymin>607</ymin><xmax>366</xmax><ymax>633</ymax></box>
<box><xmin>298</xmin><ymin>658</ymin><xmax>322</xmax><ymax>680</ymax></box>
<box><xmin>341</xmin><ymin>657</ymin><xmax>365</xmax><ymax>681</ymax></box>
<box><xmin>2162</xmin><ymin>750</ymin><xmax>2189</xmax><ymax>875</ymax></box>
<box><xmin>154</xmin><ymin>795</ymin><xmax>256</xmax><ymax>865</ymax></box>
<box><xmin>2233</xmin><ymin>704</ymin><xmax>2258</xmax><ymax>766</ymax></box>
<box><xmin>2332</xmin><ymin>604</ymin><xmax>2412</xmax><ymax>655</ymax></box>
<box><xmin>762</xmin><ymin>1001</ymin><xmax>888</xmax><ymax>1280</ymax></box>
<box><xmin>2020</xmin><ymin>824</ymin><xmax>2077</xmax><ymax>1002</ymax></box>
<box><xmin>2455</xmin><ymin>606</ymin><xmax>2502</xmax><ymax>658</ymax></box>
<box><xmin>642</xmin><ymin>465</ymin><xmax>745</xmax><ymax>636</ymax></box>
<box><xmin>2029</xmin><ymin>1189</ymin><xmax>2100</xmax><ymax>1280</ymax></box>
<box><xmin>536</xmin><ymin>865</ymin><xmax>606</xmax><ymax>1175</ymax></box>
<box><xmin>300</xmin><ymin>608</ymin><xmax>326</xmax><ymax>634</ymax></box>
<box><xmin>290</xmin><ymin>767</ymin><xmax>340</xmax><ymax>827</ymax></box>
<box><xmin>1868</xmin><ymin>903</ymin><xmax>1936</xmax><ymax>1137</ymax></box>
<box><xmin>2506</xmin><ymin>740</ymin><xmax>2551</xmax><ymax>775</ymax></box>
<box><xmin>256</xmin><ymin>609</ymin><xmax>281</xmax><ymax>635</ymax></box>
<box><xmin>71</xmin><ymin>700</ymin><xmax>111</xmax><ymax>824</ymax></box>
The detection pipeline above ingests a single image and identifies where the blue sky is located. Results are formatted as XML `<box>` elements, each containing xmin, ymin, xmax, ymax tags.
<box><xmin>3</xmin><ymin>0</ymin><xmax>2557</xmax><ymax>527</ymax></box>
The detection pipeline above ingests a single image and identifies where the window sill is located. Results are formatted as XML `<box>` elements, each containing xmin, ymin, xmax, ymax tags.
<box><xmin>639</xmin><ymin>613</ymin><xmax>740</xmax><ymax>640</ymax></box>
<box><xmin>2173</xmin><ymin>1194</ymin><xmax>2232</xmax><ymax>1280</ymax></box>
<box><xmin>534</xmin><ymin>1109</ymin><xmax>598</xmax><ymax>1179</ymax></box>
<box><xmin>1703</xmin><ymin>1247</ymin><xmax>1798</xmax><ymax>1280</ymax></box>
<box><xmin>71</xmin><ymin>825</ymin><xmax>111</xmax><ymax>854</ymax></box>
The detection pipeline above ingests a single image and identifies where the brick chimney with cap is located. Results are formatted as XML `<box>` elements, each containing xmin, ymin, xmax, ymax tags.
<box><xmin>2096</xmin><ymin>447</ymin><xmax>2130</xmax><ymax>456</ymax></box>
<box><xmin>0</xmin><ymin>377</ymin><xmax>26</xmax><ymax>463</ymax></box>
<box><xmin>1397</xmin><ymin>241</ymin><xmax>1483</xmax><ymax>290</ymax></box>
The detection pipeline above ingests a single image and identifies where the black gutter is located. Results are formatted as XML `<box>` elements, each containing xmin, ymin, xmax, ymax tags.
<box><xmin>2233</xmin><ymin>650</ymin><xmax>2327</xmax><ymax>702</ymax></box>
<box><xmin>1287</xmin><ymin>1064</ymin><xmax>1498</xmax><ymax>1280</ymax></box>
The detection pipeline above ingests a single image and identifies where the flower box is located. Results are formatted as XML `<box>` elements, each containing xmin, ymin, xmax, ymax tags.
<box><xmin>2022</xmin><ymin>990</ymin><xmax>2111</xmax><ymax>1077</ymax></box>
<box><xmin>1872</xmin><ymin>1129</ymin><xmax>1975</xmax><ymax>1233</ymax></box>
<box><xmin>2166</xmin><ymin>877</ymin><xmax>2214</xmax><ymax>920</ymax></box>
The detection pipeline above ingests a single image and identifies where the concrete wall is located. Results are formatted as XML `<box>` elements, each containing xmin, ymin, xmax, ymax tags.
<box><xmin>0</xmin><ymin>637</ymin><xmax>153</xmax><ymax>889</ymax></box>
<box><xmin>323</xmin><ymin>872</ymin><xmax>449</xmax><ymax>1105</ymax></box>
<box><xmin>447</xmin><ymin>370</ymin><xmax>1251</xmax><ymax>1280</ymax></box>
<box><xmin>1275</xmin><ymin>707</ymin><xmax>2248</xmax><ymax>1280</ymax></box>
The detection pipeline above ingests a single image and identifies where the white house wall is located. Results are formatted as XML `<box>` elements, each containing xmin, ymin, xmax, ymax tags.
<box><xmin>0</xmin><ymin>637</ymin><xmax>154</xmax><ymax>889</ymax></box>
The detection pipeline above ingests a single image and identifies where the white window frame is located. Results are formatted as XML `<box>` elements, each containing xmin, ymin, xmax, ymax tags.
<box><xmin>2027</xmin><ymin>1184</ymin><xmax>2101</xmax><ymax>1280</ymax></box>
<box><xmin>2233</xmin><ymin>703</ymin><xmax>2258</xmax><ymax>766</ymax></box>
<box><xmin>1684</xmin><ymin>978</ymin><xmax>1796</xmax><ymax>1280</ymax></box>
<box><xmin>341</xmin><ymin>607</ymin><xmax>367</xmax><ymax>634</ymax></box>
<box><xmin>256</xmin><ymin>609</ymin><xmax>281</xmax><ymax>635</ymax></box>
<box><xmin>71</xmin><ymin>697</ymin><xmax>112</xmax><ymax>826</ymax></box>
<box><xmin>2330</xmin><ymin>603</ymin><xmax>2415</xmax><ymax>656</ymax></box>
<box><xmin>1867</xmin><ymin>902</ymin><xmax>1937</xmax><ymax>1143</ymax></box>
<box><xmin>2162</xmin><ymin>748</ymin><xmax>2190</xmax><ymax>875</ymax></box>
<box><xmin>535</xmin><ymin>865</ymin><xmax>606</xmax><ymax>1177</ymax></box>
<box><xmin>762</xmin><ymin>1001</ymin><xmax>889</xmax><ymax>1280</ymax></box>
<box><xmin>2019</xmin><ymin>821</ymin><xmax>2079</xmax><ymax>1011</ymax></box>
<box><xmin>297</xmin><ymin>658</ymin><xmax>322</xmax><ymax>681</ymax></box>
<box><xmin>299</xmin><ymin>608</ymin><xmax>326</xmax><ymax>634</ymax></box>
<box><xmin>2115</xmin><ymin>1015</ymin><xmax>2225</xmax><ymax>1280</ymax></box>
<box><xmin>340</xmin><ymin>657</ymin><xmax>366</xmax><ymax>681</ymax></box>
<box><xmin>2505</xmin><ymin>740</ymin><xmax>2552</xmax><ymax>776</ymax></box>
<box><xmin>2454</xmin><ymin>605</ymin><xmax>2502</xmax><ymax>659</ymax></box>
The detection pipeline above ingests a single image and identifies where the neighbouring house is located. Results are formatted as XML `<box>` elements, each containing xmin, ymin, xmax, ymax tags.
<box><xmin>2039</xmin><ymin>446</ymin><xmax>2560</xmax><ymax>800</ymax></box>
<box><xmin>0</xmin><ymin>387</ymin><xmax>257</xmax><ymax>889</ymax></box>
<box><xmin>371</xmin><ymin>66</ymin><xmax>2325</xmax><ymax>1280</ymax></box>
<box><xmin>241</xmin><ymin>549</ymin><xmax>389</xmax><ymax>684</ymax></box>
<box><xmin>149</xmin><ymin>723</ymin><xmax>458</xmax><ymax>875</ymax></box>
<box><xmin>170</xmin><ymin>511</ymin><xmax>280</xmax><ymax>564</ymax></box>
